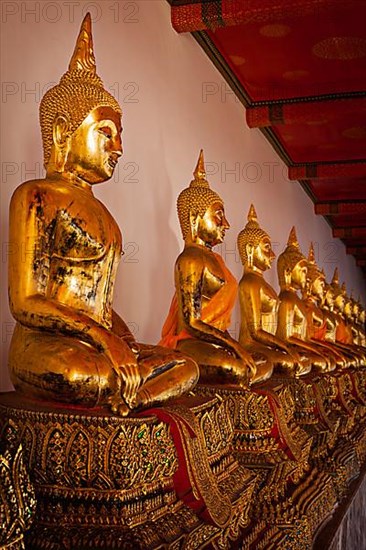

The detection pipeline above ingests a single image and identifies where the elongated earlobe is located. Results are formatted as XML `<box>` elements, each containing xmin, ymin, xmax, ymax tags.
<box><xmin>189</xmin><ymin>210</ymin><xmax>199</xmax><ymax>241</ymax></box>
<box><xmin>284</xmin><ymin>268</ymin><xmax>292</xmax><ymax>288</ymax></box>
<box><xmin>50</xmin><ymin>115</ymin><xmax>71</xmax><ymax>172</ymax></box>
<box><xmin>247</xmin><ymin>244</ymin><xmax>254</xmax><ymax>268</ymax></box>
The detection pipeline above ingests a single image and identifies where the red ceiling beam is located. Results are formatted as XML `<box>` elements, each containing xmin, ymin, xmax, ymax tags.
<box><xmin>346</xmin><ymin>247</ymin><xmax>366</xmax><ymax>256</ymax></box>
<box><xmin>356</xmin><ymin>259</ymin><xmax>366</xmax><ymax>267</ymax></box>
<box><xmin>315</xmin><ymin>202</ymin><xmax>366</xmax><ymax>216</ymax></box>
<box><xmin>246</xmin><ymin>98</ymin><xmax>366</xmax><ymax>128</ymax></box>
<box><xmin>288</xmin><ymin>162</ymin><xmax>366</xmax><ymax>180</ymax></box>
<box><xmin>171</xmin><ymin>0</ymin><xmax>356</xmax><ymax>33</ymax></box>
<box><xmin>333</xmin><ymin>227</ymin><xmax>366</xmax><ymax>239</ymax></box>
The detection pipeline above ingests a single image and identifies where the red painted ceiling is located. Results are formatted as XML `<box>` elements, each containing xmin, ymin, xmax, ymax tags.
<box><xmin>208</xmin><ymin>7</ymin><xmax>366</xmax><ymax>102</ymax></box>
<box><xmin>170</xmin><ymin>0</ymin><xmax>366</xmax><ymax>276</ymax></box>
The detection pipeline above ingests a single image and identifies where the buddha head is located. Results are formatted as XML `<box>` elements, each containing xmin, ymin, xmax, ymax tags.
<box><xmin>359</xmin><ymin>304</ymin><xmax>365</xmax><ymax>327</ymax></box>
<box><xmin>237</xmin><ymin>204</ymin><xmax>275</xmax><ymax>273</ymax></box>
<box><xmin>343</xmin><ymin>290</ymin><xmax>354</xmax><ymax>320</ymax></box>
<box><xmin>177</xmin><ymin>150</ymin><xmax>229</xmax><ymax>248</ymax></box>
<box><xmin>331</xmin><ymin>269</ymin><xmax>346</xmax><ymax>314</ymax></box>
<box><xmin>40</xmin><ymin>13</ymin><xmax>122</xmax><ymax>184</ymax></box>
<box><xmin>277</xmin><ymin>227</ymin><xmax>307</xmax><ymax>290</ymax></box>
<box><xmin>324</xmin><ymin>281</ymin><xmax>335</xmax><ymax>310</ymax></box>
<box><xmin>306</xmin><ymin>242</ymin><xmax>325</xmax><ymax>302</ymax></box>
<box><xmin>351</xmin><ymin>295</ymin><xmax>360</xmax><ymax>321</ymax></box>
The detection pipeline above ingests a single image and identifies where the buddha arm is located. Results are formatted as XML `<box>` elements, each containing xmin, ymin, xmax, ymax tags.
<box><xmin>8</xmin><ymin>184</ymin><xmax>137</xmax><ymax>373</ymax></box>
<box><xmin>277</xmin><ymin>296</ymin><xmax>315</xmax><ymax>352</ymax></box>
<box><xmin>239</xmin><ymin>282</ymin><xmax>290</xmax><ymax>352</ymax></box>
<box><xmin>278</xmin><ymin>300</ymin><xmax>334</xmax><ymax>366</ymax></box>
<box><xmin>112</xmin><ymin>310</ymin><xmax>139</xmax><ymax>351</ymax></box>
<box><xmin>176</xmin><ymin>254</ymin><xmax>244</xmax><ymax>358</ymax></box>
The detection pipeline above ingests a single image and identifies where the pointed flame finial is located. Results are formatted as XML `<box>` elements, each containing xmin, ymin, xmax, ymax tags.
<box><xmin>40</xmin><ymin>13</ymin><xmax>121</xmax><ymax>167</ymax></box>
<box><xmin>68</xmin><ymin>13</ymin><xmax>97</xmax><ymax>74</ymax></box>
<box><xmin>308</xmin><ymin>242</ymin><xmax>315</xmax><ymax>263</ymax></box>
<box><xmin>191</xmin><ymin>149</ymin><xmax>209</xmax><ymax>188</ymax></box>
<box><xmin>332</xmin><ymin>267</ymin><xmax>339</xmax><ymax>285</ymax></box>
<box><xmin>247</xmin><ymin>204</ymin><xmax>258</xmax><ymax>223</ymax></box>
<box><xmin>287</xmin><ymin>226</ymin><xmax>299</xmax><ymax>249</ymax></box>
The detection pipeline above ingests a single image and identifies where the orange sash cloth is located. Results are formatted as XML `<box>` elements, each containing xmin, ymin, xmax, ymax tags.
<box><xmin>159</xmin><ymin>253</ymin><xmax>238</xmax><ymax>349</ymax></box>
<box><xmin>336</xmin><ymin>320</ymin><xmax>352</xmax><ymax>344</ymax></box>
<box><xmin>313</xmin><ymin>320</ymin><xmax>327</xmax><ymax>341</ymax></box>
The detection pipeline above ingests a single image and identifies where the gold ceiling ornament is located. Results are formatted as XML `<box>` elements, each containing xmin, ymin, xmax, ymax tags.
<box><xmin>282</xmin><ymin>69</ymin><xmax>309</xmax><ymax>80</ymax></box>
<box><xmin>342</xmin><ymin>126</ymin><xmax>366</xmax><ymax>139</ymax></box>
<box><xmin>312</xmin><ymin>36</ymin><xmax>366</xmax><ymax>60</ymax></box>
<box><xmin>306</xmin><ymin>118</ymin><xmax>328</xmax><ymax>125</ymax></box>
<box><xmin>229</xmin><ymin>55</ymin><xmax>246</xmax><ymax>66</ymax></box>
<box><xmin>259</xmin><ymin>24</ymin><xmax>291</xmax><ymax>38</ymax></box>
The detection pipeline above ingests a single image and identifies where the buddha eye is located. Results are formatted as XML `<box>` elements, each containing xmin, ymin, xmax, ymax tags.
<box><xmin>99</xmin><ymin>126</ymin><xmax>113</xmax><ymax>139</ymax></box>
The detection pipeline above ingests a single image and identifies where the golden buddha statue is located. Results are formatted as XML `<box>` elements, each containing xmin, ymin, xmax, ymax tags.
<box><xmin>322</xmin><ymin>277</ymin><xmax>358</xmax><ymax>367</ymax></box>
<box><xmin>344</xmin><ymin>292</ymin><xmax>366</xmax><ymax>363</ymax></box>
<box><xmin>330</xmin><ymin>271</ymin><xmax>364</xmax><ymax>365</ymax></box>
<box><xmin>348</xmin><ymin>295</ymin><xmax>365</xmax><ymax>350</ymax></box>
<box><xmin>276</xmin><ymin>228</ymin><xmax>335</xmax><ymax>372</ymax></box>
<box><xmin>237</xmin><ymin>204</ymin><xmax>310</xmax><ymax>376</ymax></box>
<box><xmin>160</xmin><ymin>151</ymin><xmax>273</xmax><ymax>386</ymax></box>
<box><xmin>332</xmin><ymin>272</ymin><xmax>366</xmax><ymax>368</ymax></box>
<box><xmin>351</xmin><ymin>297</ymin><xmax>364</xmax><ymax>347</ymax></box>
<box><xmin>8</xmin><ymin>14</ymin><xmax>199</xmax><ymax>416</ymax></box>
<box><xmin>357</xmin><ymin>302</ymin><xmax>366</xmax><ymax>348</ymax></box>
<box><xmin>332</xmin><ymin>272</ymin><xmax>350</xmax><ymax>343</ymax></box>
<box><xmin>303</xmin><ymin>243</ymin><xmax>348</xmax><ymax>369</ymax></box>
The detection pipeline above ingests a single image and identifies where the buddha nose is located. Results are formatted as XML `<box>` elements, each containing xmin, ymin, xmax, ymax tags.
<box><xmin>113</xmin><ymin>134</ymin><xmax>123</xmax><ymax>156</ymax></box>
<box><xmin>223</xmin><ymin>215</ymin><xmax>230</xmax><ymax>229</ymax></box>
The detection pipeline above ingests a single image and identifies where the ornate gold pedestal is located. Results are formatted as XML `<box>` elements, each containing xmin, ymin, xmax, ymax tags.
<box><xmin>0</xmin><ymin>430</ymin><xmax>36</xmax><ymax>550</ymax></box>
<box><xmin>194</xmin><ymin>384</ymin><xmax>339</xmax><ymax>547</ymax></box>
<box><xmin>242</xmin><ymin>467</ymin><xmax>337</xmax><ymax>550</ymax></box>
<box><xmin>275</xmin><ymin>372</ymin><xmax>364</xmax><ymax>501</ymax></box>
<box><xmin>195</xmin><ymin>383</ymin><xmax>311</xmax><ymax>472</ymax></box>
<box><xmin>1</xmin><ymin>365</ymin><xmax>365</xmax><ymax>550</ymax></box>
<box><xmin>0</xmin><ymin>392</ymin><xmax>257</xmax><ymax>549</ymax></box>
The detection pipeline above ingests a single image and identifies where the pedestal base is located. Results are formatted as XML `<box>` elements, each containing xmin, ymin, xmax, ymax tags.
<box><xmin>0</xmin><ymin>392</ymin><xmax>257</xmax><ymax>549</ymax></box>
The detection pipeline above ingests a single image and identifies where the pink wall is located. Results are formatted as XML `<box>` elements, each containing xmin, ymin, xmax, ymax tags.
<box><xmin>1</xmin><ymin>1</ymin><xmax>364</xmax><ymax>391</ymax></box>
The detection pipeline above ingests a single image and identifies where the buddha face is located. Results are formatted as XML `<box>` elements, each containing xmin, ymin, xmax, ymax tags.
<box><xmin>251</xmin><ymin>236</ymin><xmax>275</xmax><ymax>272</ymax></box>
<box><xmin>343</xmin><ymin>299</ymin><xmax>352</xmax><ymax>319</ymax></box>
<box><xmin>311</xmin><ymin>275</ymin><xmax>325</xmax><ymax>301</ymax></box>
<box><xmin>334</xmin><ymin>292</ymin><xmax>346</xmax><ymax>313</ymax></box>
<box><xmin>291</xmin><ymin>259</ymin><xmax>307</xmax><ymax>290</ymax></box>
<box><xmin>196</xmin><ymin>201</ymin><xmax>230</xmax><ymax>247</ymax></box>
<box><xmin>64</xmin><ymin>106</ymin><xmax>122</xmax><ymax>184</ymax></box>
<box><xmin>360</xmin><ymin>309</ymin><xmax>365</xmax><ymax>325</ymax></box>
<box><xmin>324</xmin><ymin>286</ymin><xmax>334</xmax><ymax>309</ymax></box>
<box><xmin>352</xmin><ymin>301</ymin><xmax>359</xmax><ymax>319</ymax></box>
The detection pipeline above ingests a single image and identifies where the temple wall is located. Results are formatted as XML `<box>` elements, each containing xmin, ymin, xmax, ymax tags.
<box><xmin>328</xmin><ymin>474</ymin><xmax>366</xmax><ymax>550</ymax></box>
<box><xmin>1</xmin><ymin>0</ymin><xmax>365</xmax><ymax>391</ymax></box>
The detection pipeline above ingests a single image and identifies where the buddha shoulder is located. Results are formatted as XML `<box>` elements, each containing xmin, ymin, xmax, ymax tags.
<box><xmin>176</xmin><ymin>246</ymin><xmax>221</xmax><ymax>274</ymax></box>
<box><xmin>11</xmin><ymin>178</ymin><xmax>84</xmax><ymax>209</ymax></box>
<box><xmin>239</xmin><ymin>271</ymin><xmax>264</xmax><ymax>286</ymax></box>
<box><xmin>10</xmin><ymin>179</ymin><xmax>120</xmax><ymax>259</ymax></box>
